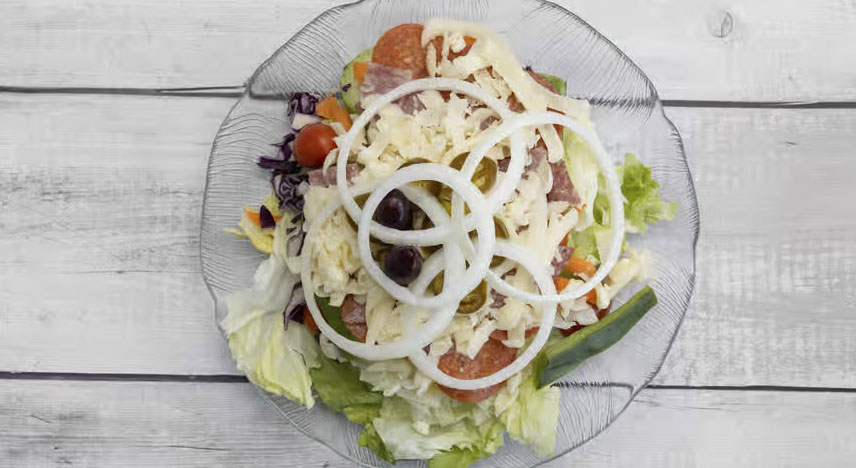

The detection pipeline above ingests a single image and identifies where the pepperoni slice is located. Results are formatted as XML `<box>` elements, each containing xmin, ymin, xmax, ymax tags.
<box><xmin>372</xmin><ymin>24</ymin><xmax>430</xmax><ymax>79</ymax></box>
<box><xmin>428</xmin><ymin>35</ymin><xmax>476</xmax><ymax>62</ymax></box>
<box><xmin>437</xmin><ymin>338</ymin><xmax>517</xmax><ymax>403</ymax></box>
<box><xmin>489</xmin><ymin>327</ymin><xmax>539</xmax><ymax>342</ymax></box>
<box><xmin>340</xmin><ymin>295</ymin><xmax>368</xmax><ymax>342</ymax></box>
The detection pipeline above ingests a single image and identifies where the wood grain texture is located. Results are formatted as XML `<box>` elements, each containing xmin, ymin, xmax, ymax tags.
<box><xmin>2</xmin><ymin>94</ymin><xmax>855</xmax><ymax>388</ymax></box>
<box><xmin>1</xmin><ymin>0</ymin><xmax>855</xmax><ymax>101</ymax></box>
<box><xmin>0</xmin><ymin>94</ymin><xmax>239</xmax><ymax>375</ymax></box>
<box><xmin>1</xmin><ymin>380</ymin><xmax>854</xmax><ymax>467</ymax></box>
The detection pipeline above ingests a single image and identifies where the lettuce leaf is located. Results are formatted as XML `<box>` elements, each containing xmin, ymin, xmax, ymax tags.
<box><xmin>620</xmin><ymin>153</ymin><xmax>678</xmax><ymax>233</ymax></box>
<box><xmin>309</xmin><ymin>355</ymin><xmax>383</xmax><ymax>411</ymax></box>
<box><xmin>222</xmin><ymin>256</ymin><xmax>319</xmax><ymax>407</ymax></box>
<box><xmin>537</xmin><ymin>73</ymin><xmax>568</xmax><ymax>96</ymax></box>
<box><xmin>359</xmin><ymin>422</ymin><xmax>397</xmax><ymax>464</ymax></box>
<box><xmin>309</xmin><ymin>355</ymin><xmax>395</xmax><ymax>463</ymax></box>
<box><xmin>373</xmin><ymin>397</ymin><xmax>505</xmax><ymax>462</ymax></box>
<box><xmin>427</xmin><ymin>420</ymin><xmax>504</xmax><ymax>468</ymax></box>
<box><xmin>562</xmin><ymin>130</ymin><xmax>600</xmax><ymax>229</ymax></box>
<box><xmin>499</xmin><ymin>373</ymin><xmax>560</xmax><ymax>456</ymax></box>
<box><xmin>227</xmin><ymin>312</ymin><xmax>319</xmax><ymax>407</ymax></box>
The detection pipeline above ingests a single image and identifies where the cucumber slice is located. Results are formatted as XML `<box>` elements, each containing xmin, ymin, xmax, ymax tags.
<box><xmin>537</xmin><ymin>286</ymin><xmax>657</xmax><ymax>388</ymax></box>
<box><xmin>340</xmin><ymin>48</ymin><xmax>373</xmax><ymax>114</ymax></box>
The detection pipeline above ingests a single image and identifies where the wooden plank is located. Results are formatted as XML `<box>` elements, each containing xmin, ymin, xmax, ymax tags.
<box><xmin>0</xmin><ymin>93</ymin><xmax>239</xmax><ymax>375</ymax></box>
<box><xmin>2</xmin><ymin>0</ymin><xmax>855</xmax><ymax>101</ymax></box>
<box><xmin>652</xmin><ymin>106</ymin><xmax>856</xmax><ymax>386</ymax></box>
<box><xmin>2</xmin><ymin>93</ymin><xmax>855</xmax><ymax>387</ymax></box>
<box><xmin>1</xmin><ymin>380</ymin><xmax>854</xmax><ymax>467</ymax></box>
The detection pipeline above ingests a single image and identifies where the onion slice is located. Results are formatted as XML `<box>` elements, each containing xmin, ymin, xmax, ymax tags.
<box><xmin>335</xmin><ymin>78</ymin><xmax>524</xmax><ymax>246</ymax></box>
<box><xmin>479</xmin><ymin>111</ymin><xmax>624</xmax><ymax>305</ymax></box>
<box><xmin>301</xmin><ymin>200</ymin><xmax>460</xmax><ymax>360</ymax></box>
<box><xmin>408</xmin><ymin>240</ymin><xmax>557</xmax><ymax>390</ymax></box>
<box><xmin>357</xmin><ymin>163</ymin><xmax>495</xmax><ymax>309</ymax></box>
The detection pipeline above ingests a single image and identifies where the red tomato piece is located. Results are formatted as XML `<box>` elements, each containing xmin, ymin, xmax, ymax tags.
<box><xmin>294</xmin><ymin>123</ymin><xmax>337</xmax><ymax>168</ymax></box>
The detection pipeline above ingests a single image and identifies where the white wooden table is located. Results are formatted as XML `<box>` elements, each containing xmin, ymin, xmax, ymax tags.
<box><xmin>2</xmin><ymin>1</ymin><xmax>855</xmax><ymax>466</ymax></box>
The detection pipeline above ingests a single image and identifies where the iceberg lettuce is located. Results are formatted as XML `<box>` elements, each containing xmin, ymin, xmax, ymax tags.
<box><xmin>499</xmin><ymin>372</ymin><xmax>560</xmax><ymax>456</ymax></box>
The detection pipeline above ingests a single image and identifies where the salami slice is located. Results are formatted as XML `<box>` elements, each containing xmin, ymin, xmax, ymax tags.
<box><xmin>361</xmin><ymin>62</ymin><xmax>422</xmax><ymax>114</ymax></box>
<box><xmin>340</xmin><ymin>295</ymin><xmax>368</xmax><ymax>342</ymax></box>
<box><xmin>437</xmin><ymin>338</ymin><xmax>517</xmax><ymax>403</ymax></box>
<box><xmin>551</xmin><ymin>245</ymin><xmax>575</xmax><ymax>276</ymax></box>
<box><xmin>307</xmin><ymin>164</ymin><xmax>359</xmax><ymax>187</ymax></box>
<box><xmin>547</xmin><ymin>161</ymin><xmax>581</xmax><ymax>205</ymax></box>
<box><xmin>372</xmin><ymin>23</ymin><xmax>430</xmax><ymax>79</ymax></box>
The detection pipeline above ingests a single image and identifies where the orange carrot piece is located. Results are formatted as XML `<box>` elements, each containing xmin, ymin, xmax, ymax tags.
<box><xmin>243</xmin><ymin>206</ymin><xmax>282</xmax><ymax>227</ymax></box>
<box><xmin>553</xmin><ymin>276</ymin><xmax>570</xmax><ymax>292</ymax></box>
<box><xmin>353</xmin><ymin>61</ymin><xmax>369</xmax><ymax>82</ymax></box>
<box><xmin>316</xmin><ymin>96</ymin><xmax>353</xmax><ymax>131</ymax></box>
<box><xmin>563</xmin><ymin>256</ymin><xmax>597</xmax><ymax>278</ymax></box>
<box><xmin>585</xmin><ymin>288</ymin><xmax>598</xmax><ymax>305</ymax></box>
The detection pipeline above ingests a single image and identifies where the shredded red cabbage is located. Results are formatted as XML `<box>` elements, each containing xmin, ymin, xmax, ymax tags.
<box><xmin>272</xmin><ymin>171</ymin><xmax>307</xmax><ymax>215</ymax></box>
<box><xmin>282</xmin><ymin>283</ymin><xmax>306</xmax><ymax>329</ymax></box>
<box><xmin>259</xmin><ymin>205</ymin><xmax>276</xmax><ymax>229</ymax></box>
<box><xmin>287</xmin><ymin>92</ymin><xmax>319</xmax><ymax>116</ymax></box>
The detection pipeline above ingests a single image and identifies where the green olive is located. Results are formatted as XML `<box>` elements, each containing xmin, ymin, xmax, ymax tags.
<box><xmin>430</xmin><ymin>272</ymin><xmax>488</xmax><ymax>314</ymax></box>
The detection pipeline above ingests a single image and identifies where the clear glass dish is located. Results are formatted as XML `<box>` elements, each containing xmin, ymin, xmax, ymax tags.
<box><xmin>200</xmin><ymin>0</ymin><xmax>699</xmax><ymax>466</ymax></box>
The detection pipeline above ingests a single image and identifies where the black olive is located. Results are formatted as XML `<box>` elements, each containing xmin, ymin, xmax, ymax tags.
<box><xmin>374</xmin><ymin>189</ymin><xmax>412</xmax><ymax>230</ymax></box>
<box><xmin>382</xmin><ymin>246</ymin><xmax>422</xmax><ymax>286</ymax></box>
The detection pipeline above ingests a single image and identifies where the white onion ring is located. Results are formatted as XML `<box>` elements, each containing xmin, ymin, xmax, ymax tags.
<box><xmin>408</xmin><ymin>240</ymin><xmax>557</xmax><ymax>390</ymax></box>
<box><xmin>335</xmin><ymin>78</ymin><xmax>525</xmax><ymax>246</ymax></box>
<box><xmin>357</xmin><ymin>163</ymin><xmax>495</xmax><ymax>309</ymax></box>
<box><xmin>481</xmin><ymin>112</ymin><xmax>624</xmax><ymax>304</ymax></box>
<box><xmin>301</xmin><ymin>200</ymin><xmax>460</xmax><ymax>360</ymax></box>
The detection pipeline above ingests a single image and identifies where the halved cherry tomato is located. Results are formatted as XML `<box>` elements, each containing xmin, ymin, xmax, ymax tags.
<box><xmin>294</xmin><ymin>122</ymin><xmax>337</xmax><ymax>168</ymax></box>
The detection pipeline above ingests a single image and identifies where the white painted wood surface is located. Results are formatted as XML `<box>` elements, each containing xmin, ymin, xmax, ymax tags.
<box><xmin>2</xmin><ymin>380</ymin><xmax>854</xmax><ymax>467</ymax></box>
<box><xmin>2</xmin><ymin>0</ymin><xmax>855</xmax><ymax>466</ymax></box>
<box><xmin>1</xmin><ymin>0</ymin><xmax>855</xmax><ymax>101</ymax></box>
<box><xmin>2</xmin><ymin>94</ymin><xmax>854</xmax><ymax>386</ymax></box>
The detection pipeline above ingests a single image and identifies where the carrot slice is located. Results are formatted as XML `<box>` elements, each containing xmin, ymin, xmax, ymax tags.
<box><xmin>563</xmin><ymin>256</ymin><xmax>597</xmax><ymax>278</ymax></box>
<box><xmin>353</xmin><ymin>61</ymin><xmax>369</xmax><ymax>82</ymax></box>
<box><xmin>553</xmin><ymin>276</ymin><xmax>569</xmax><ymax>292</ymax></box>
<box><xmin>316</xmin><ymin>96</ymin><xmax>353</xmax><ymax>131</ymax></box>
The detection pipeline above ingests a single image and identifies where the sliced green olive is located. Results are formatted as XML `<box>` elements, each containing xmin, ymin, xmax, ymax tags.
<box><xmin>430</xmin><ymin>272</ymin><xmax>488</xmax><ymax>314</ymax></box>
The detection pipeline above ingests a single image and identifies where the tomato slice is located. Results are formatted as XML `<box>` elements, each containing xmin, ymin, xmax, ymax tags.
<box><xmin>294</xmin><ymin>122</ymin><xmax>337</xmax><ymax>168</ymax></box>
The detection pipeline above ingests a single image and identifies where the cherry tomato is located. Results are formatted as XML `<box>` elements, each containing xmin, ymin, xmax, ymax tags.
<box><xmin>294</xmin><ymin>123</ymin><xmax>337</xmax><ymax>168</ymax></box>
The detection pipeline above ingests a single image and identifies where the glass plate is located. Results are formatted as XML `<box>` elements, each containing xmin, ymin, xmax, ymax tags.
<box><xmin>200</xmin><ymin>0</ymin><xmax>699</xmax><ymax>466</ymax></box>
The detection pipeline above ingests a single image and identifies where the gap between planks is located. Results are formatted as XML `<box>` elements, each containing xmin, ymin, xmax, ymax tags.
<box><xmin>1</xmin><ymin>372</ymin><xmax>855</xmax><ymax>394</ymax></box>
<box><xmin>2</xmin><ymin>86</ymin><xmax>856</xmax><ymax>109</ymax></box>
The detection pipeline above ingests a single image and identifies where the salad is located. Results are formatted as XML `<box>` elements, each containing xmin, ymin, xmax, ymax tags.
<box><xmin>223</xmin><ymin>19</ymin><xmax>676</xmax><ymax>467</ymax></box>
